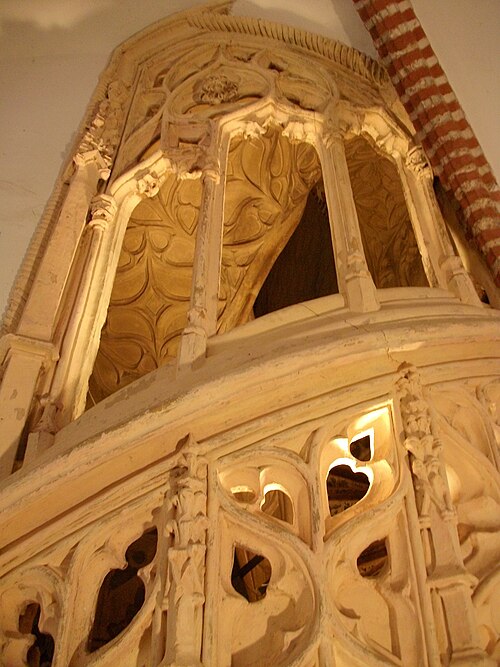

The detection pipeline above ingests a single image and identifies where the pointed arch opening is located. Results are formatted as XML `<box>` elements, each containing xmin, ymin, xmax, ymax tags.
<box><xmin>217</xmin><ymin>126</ymin><xmax>338</xmax><ymax>334</ymax></box>
<box><xmin>345</xmin><ymin>135</ymin><xmax>428</xmax><ymax>289</ymax></box>
<box><xmin>88</xmin><ymin>527</ymin><xmax>158</xmax><ymax>653</ymax></box>
<box><xmin>87</xmin><ymin>176</ymin><xmax>202</xmax><ymax>405</ymax></box>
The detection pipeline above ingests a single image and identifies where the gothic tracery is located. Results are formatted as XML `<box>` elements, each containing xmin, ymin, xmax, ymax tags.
<box><xmin>0</xmin><ymin>3</ymin><xmax>499</xmax><ymax>666</ymax></box>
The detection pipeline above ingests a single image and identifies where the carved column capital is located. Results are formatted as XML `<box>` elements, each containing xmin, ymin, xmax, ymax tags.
<box><xmin>238</xmin><ymin>120</ymin><xmax>267</xmax><ymax>140</ymax></box>
<box><xmin>73</xmin><ymin>147</ymin><xmax>111</xmax><ymax>180</ymax></box>
<box><xmin>88</xmin><ymin>194</ymin><xmax>117</xmax><ymax>229</ymax></box>
<box><xmin>321</xmin><ymin>102</ymin><xmax>361</xmax><ymax>148</ymax></box>
<box><xmin>320</xmin><ymin>123</ymin><xmax>342</xmax><ymax>150</ymax></box>
<box><xmin>405</xmin><ymin>145</ymin><xmax>433</xmax><ymax>180</ymax></box>
<box><xmin>200</xmin><ymin>159</ymin><xmax>221</xmax><ymax>185</ymax></box>
<box><xmin>282</xmin><ymin>119</ymin><xmax>317</xmax><ymax>146</ymax></box>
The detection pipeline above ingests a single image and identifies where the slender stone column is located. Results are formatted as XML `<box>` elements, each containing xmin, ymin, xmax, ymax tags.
<box><xmin>396</xmin><ymin>146</ymin><xmax>481</xmax><ymax>305</ymax></box>
<box><xmin>23</xmin><ymin>195</ymin><xmax>118</xmax><ymax>460</ymax></box>
<box><xmin>17</xmin><ymin>151</ymin><xmax>110</xmax><ymax>343</ymax></box>
<box><xmin>0</xmin><ymin>150</ymin><xmax>111</xmax><ymax>467</ymax></box>
<box><xmin>177</xmin><ymin>137</ymin><xmax>229</xmax><ymax>369</ymax></box>
<box><xmin>59</xmin><ymin>195</ymin><xmax>118</xmax><ymax>423</ymax></box>
<box><xmin>319</xmin><ymin>130</ymin><xmax>379</xmax><ymax>313</ymax></box>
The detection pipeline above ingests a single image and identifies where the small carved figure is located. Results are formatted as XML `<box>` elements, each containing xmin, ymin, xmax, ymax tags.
<box><xmin>397</xmin><ymin>365</ymin><xmax>453</xmax><ymax>516</ymax></box>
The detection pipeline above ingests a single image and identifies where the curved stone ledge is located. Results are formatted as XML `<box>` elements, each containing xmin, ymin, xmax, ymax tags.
<box><xmin>0</xmin><ymin>289</ymin><xmax>498</xmax><ymax>571</ymax></box>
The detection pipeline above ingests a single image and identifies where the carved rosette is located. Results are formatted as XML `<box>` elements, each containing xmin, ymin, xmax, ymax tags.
<box><xmin>193</xmin><ymin>73</ymin><xmax>239</xmax><ymax>105</ymax></box>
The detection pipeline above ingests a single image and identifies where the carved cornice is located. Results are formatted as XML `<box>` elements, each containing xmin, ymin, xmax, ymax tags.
<box><xmin>186</xmin><ymin>12</ymin><xmax>388</xmax><ymax>88</ymax></box>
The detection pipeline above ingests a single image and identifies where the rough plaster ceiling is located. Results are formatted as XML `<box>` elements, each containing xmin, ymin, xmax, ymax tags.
<box><xmin>0</xmin><ymin>0</ymin><xmax>498</xmax><ymax>317</ymax></box>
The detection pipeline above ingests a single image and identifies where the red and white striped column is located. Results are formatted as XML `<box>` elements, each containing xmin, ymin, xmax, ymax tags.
<box><xmin>353</xmin><ymin>0</ymin><xmax>500</xmax><ymax>285</ymax></box>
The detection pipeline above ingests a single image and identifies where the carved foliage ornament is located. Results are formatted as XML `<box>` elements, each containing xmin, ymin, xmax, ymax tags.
<box><xmin>76</xmin><ymin>80</ymin><xmax>129</xmax><ymax>169</ymax></box>
<box><xmin>193</xmin><ymin>73</ymin><xmax>239</xmax><ymax>105</ymax></box>
<box><xmin>160</xmin><ymin>447</ymin><xmax>208</xmax><ymax>665</ymax></box>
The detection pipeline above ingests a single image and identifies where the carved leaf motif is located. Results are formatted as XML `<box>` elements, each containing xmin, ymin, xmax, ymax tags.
<box><xmin>89</xmin><ymin>176</ymin><xmax>202</xmax><ymax>403</ymax></box>
<box><xmin>345</xmin><ymin>136</ymin><xmax>427</xmax><ymax>289</ymax></box>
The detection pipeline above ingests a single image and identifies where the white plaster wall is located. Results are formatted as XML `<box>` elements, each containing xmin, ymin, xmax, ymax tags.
<box><xmin>0</xmin><ymin>0</ymin><xmax>498</xmax><ymax>318</ymax></box>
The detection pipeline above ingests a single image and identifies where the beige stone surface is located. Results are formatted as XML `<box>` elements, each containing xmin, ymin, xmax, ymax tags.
<box><xmin>0</xmin><ymin>4</ymin><xmax>498</xmax><ymax>666</ymax></box>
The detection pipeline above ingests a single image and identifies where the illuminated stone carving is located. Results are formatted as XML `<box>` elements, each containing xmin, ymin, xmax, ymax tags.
<box><xmin>0</xmin><ymin>4</ymin><xmax>498</xmax><ymax>667</ymax></box>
